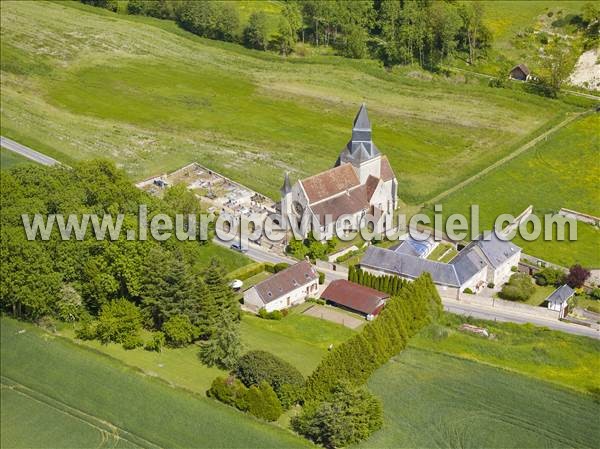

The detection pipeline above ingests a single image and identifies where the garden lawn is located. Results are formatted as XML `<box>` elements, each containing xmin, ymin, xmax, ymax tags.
<box><xmin>1</xmin><ymin>318</ymin><xmax>311</xmax><ymax>449</ymax></box>
<box><xmin>358</xmin><ymin>347</ymin><xmax>600</xmax><ymax>448</ymax></box>
<box><xmin>523</xmin><ymin>284</ymin><xmax>556</xmax><ymax>306</ymax></box>
<box><xmin>434</xmin><ymin>113</ymin><xmax>600</xmax><ymax>267</ymax></box>
<box><xmin>0</xmin><ymin>1</ymin><xmax>584</xmax><ymax>203</ymax></box>
<box><xmin>240</xmin><ymin>308</ymin><xmax>356</xmax><ymax>376</ymax></box>
<box><xmin>410</xmin><ymin>313</ymin><xmax>600</xmax><ymax>394</ymax></box>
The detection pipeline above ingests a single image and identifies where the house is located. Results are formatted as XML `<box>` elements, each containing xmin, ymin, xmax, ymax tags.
<box><xmin>359</xmin><ymin>231</ymin><xmax>521</xmax><ymax>297</ymax></box>
<box><xmin>280</xmin><ymin>104</ymin><xmax>398</xmax><ymax>240</ymax></box>
<box><xmin>320</xmin><ymin>279</ymin><xmax>389</xmax><ymax>320</ymax></box>
<box><xmin>545</xmin><ymin>284</ymin><xmax>574</xmax><ymax>319</ymax></box>
<box><xmin>243</xmin><ymin>260</ymin><xmax>319</xmax><ymax>313</ymax></box>
<box><xmin>509</xmin><ymin>64</ymin><xmax>531</xmax><ymax>81</ymax></box>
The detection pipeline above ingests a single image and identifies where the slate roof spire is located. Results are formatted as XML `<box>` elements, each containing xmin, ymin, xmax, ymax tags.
<box><xmin>280</xmin><ymin>171</ymin><xmax>292</xmax><ymax>195</ymax></box>
<box><xmin>353</xmin><ymin>103</ymin><xmax>371</xmax><ymax>131</ymax></box>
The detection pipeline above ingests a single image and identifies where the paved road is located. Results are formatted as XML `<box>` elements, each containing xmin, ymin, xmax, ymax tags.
<box><xmin>442</xmin><ymin>297</ymin><xmax>599</xmax><ymax>339</ymax></box>
<box><xmin>1</xmin><ymin>136</ymin><xmax>60</xmax><ymax>166</ymax></box>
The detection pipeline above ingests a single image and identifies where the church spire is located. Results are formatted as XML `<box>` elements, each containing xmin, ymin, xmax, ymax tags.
<box><xmin>280</xmin><ymin>171</ymin><xmax>292</xmax><ymax>195</ymax></box>
<box><xmin>353</xmin><ymin>103</ymin><xmax>371</xmax><ymax>131</ymax></box>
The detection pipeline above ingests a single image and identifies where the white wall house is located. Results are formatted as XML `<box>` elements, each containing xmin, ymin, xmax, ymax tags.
<box><xmin>545</xmin><ymin>284</ymin><xmax>574</xmax><ymax>319</ymax></box>
<box><xmin>360</xmin><ymin>231</ymin><xmax>522</xmax><ymax>297</ymax></box>
<box><xmin>243</xmin><ymin>261</ymin><xmax>319</xmax><ymax>313</ymax></box>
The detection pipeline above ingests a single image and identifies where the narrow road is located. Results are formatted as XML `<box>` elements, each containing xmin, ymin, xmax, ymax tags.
<box><xmin>421</xmin><ymin>111</ymin><xmax>587</xmax><ymax>206</ymax></box>
<box><xmin>442</xmin><ymin>297</ymin><xmax>599</xmax><ymax>339</ymax></box>
<box><xmin>1</xmin><ymin>136</ymin><xmax>60</xmax><ymax>166</ymax></box>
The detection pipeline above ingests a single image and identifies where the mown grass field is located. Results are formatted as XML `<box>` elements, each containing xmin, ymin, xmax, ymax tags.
<box><xmin>359</xmin><ymin>347</ymin><xmax>600</xmax><ymax>449</ymax></box>
<box><xmin>57</xmin><ymin>305</ymin><xmax>355</xmax><ymax>395</ymax></box>
<box><xmin>0</xmin><ymin>1</ymin><xmax>586</xmax><ymax>203</ymax></box>
<box><xmin>1</xmin><ymin>317</ymin><xmax>311</xmax><ymax>449</ymax></box>
<box><xmin>0</xmin><ymin>148</ymin><xmax>32</xmax><ymax>170</ymax></box>
<box><xmin>432</xmin><ymin>113</ymin><xmax>600</xmax><ymax>267</ymax></box>
<box><xmin>411</xmin><ymin>313</ymin><xmax>600</xmax><ymax>394</ymax></box>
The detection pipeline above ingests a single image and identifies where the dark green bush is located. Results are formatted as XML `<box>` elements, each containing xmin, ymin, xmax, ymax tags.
<box><xmin>235</xmin><ymin>350</ymin><xmax>304</xmax><ymax>407</ymax></box>
<box><xmin>318</xmin><ymin>271</ymin><xmax>325</xmax><ymax>284</ymax></box>
<box><xmin>207</xmin><ymin>376</ymin><xmax>249</xmax><ymax>411</ymax></box>
<box><xmin>487</xmin><ymin>282</ymin><xmax>495</xmax><ymax>289</ymax></box>
<box><xmin>499</xmin><ymin>273</ymin><xmax>535</xmax><ymax>301</ymax></box>
<box><xmin>292</xmin><ymin>382</ymin><xmax>382</xmax><ymax>449</ymax></box>
<box><xmin>463</xmin><ymin>288</ymin><xmax>474</xmax><ymax>294</ymax></box>
<box><xmin>74</xmin><ymin>316</ymin><xmax>97</xmax><ymax>340</ymax></box>
<box><xmin>122</xmin><ymin>333</ymin><xmax>144</xmax><ymax>350</ymax></box>
<box><xmin>145</xmin><ymin>331</ymin><xmax>165</xmax><ymax>352</ymax></box>
<box><xmin>246</xmin><ymin>381</ymin><xmax>283</xmax><ymax>421</ymax></box>
<box><xmin>258</xmin><ymin>309</ymin><xmax>283</xmax><ymax>320</ymax></box>
<box><xmin>163</xmin><ymin>314</ymin><xmax>197</xmax><ymax>347</ymax></box>
<box><xmin>273</xmin><ymin>262</ymin><xmax>290</xmax><ymax>273</ymax></box>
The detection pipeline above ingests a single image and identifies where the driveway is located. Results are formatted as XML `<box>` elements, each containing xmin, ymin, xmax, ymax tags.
<box><xmin>303</xmin><ymin>304</ymin><xmax>364</xmax><ymax>330</ymax></box>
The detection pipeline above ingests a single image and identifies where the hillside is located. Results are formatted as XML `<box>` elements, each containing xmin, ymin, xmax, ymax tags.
<box><xmin>0</xmin><ymin>1</ymin><xmax>586</xmax><ymax>203</ymax></box>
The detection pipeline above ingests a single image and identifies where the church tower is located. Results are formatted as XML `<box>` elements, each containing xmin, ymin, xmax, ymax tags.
<box><xmin>337</xmin><ymin>103</ymin><xmax>381</xmax><ymax>183</ymax></box>
<box><xmin>280</xmin><ymin>171</ymin><xmax>292</xmax><ymax>226</ymax></box>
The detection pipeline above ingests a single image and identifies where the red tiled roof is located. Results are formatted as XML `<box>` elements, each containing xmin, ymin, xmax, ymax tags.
<box><xmin>365</xmin><ymin>175</ymin><xmax>380</xmax><ymax>200</ymax></box>
<box><xmin>380</xmin><ymin>156</ymin><xmax>395</xmax><ymax>182</ymax></box>
<box><xmin>300</xmin><ymin>164</ymin><xmax>360</xmax><ymax>204</ymax></box>
<box><xmin>310</xmin><ymin>185</ymin><xmax>368</xmax><ymax>223</ymax></box>
<box><xmin>254</xmin><ymin>261</ymin><xmax>318</xmax><ymax>304</ymax></box>
<box><xmin>320</xmin><ymin>279</ymin><xmax>389</xmax><ymax>315</ymax></box>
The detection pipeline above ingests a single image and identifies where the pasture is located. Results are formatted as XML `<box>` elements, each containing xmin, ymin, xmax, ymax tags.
<box><xmin>0</xmin><ymin>1</ymin><xmax>584</xmax><ymax>203</ymax></box>
<box><xmin>359</xmin><ymin>348</ymin><xmax>600</xmax><ymax>449</ymax></box>
<box><xmin>1</xmin><ymin>318</ymin><xmax>311</xmax><ymax>449</ymax></box>
<box><xmin>410</xmin><ymin>313</ymin><xmax>600</xmax><ymax>394</ymax></box>
<box><xmin>433</xmin><ymin>113</ymin><xmax>600</xmax><ymax>267</ymax></box>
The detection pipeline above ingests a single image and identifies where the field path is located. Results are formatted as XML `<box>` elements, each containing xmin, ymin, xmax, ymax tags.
<box><xmin>1</xmin><ymin>375</ymin><xmax>161</xmax><ymax>449</ymax></box>
<box><xmin>421</xmin><ymin>111</ymin><xmax>589</xmax><ymax>206</ymax></box>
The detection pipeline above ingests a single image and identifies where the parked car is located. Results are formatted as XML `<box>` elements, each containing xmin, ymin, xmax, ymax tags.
<box><xmin>231</xmin><ymin>242</ymin><xmax>248</xmax><ymax>253</ymax></box>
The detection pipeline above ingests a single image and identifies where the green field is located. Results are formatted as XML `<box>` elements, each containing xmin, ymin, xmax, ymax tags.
<box><xmin>411</xmin><ymin>314</ymin><xmax>600</xmax><ymax>394</ymax></box>
<box><xmin>0</xmin><ymin>148</ymin><xmax>33</xmax><ymax>170</ymax></box>
<box><xmin>359</xmin><ymin>348</ymin><xmax>600</xmax><ymax>449</ymax></box>
<box><xmin>57</xmin><ymin>305</ymin><xmax>355</xmax><ymax>395</ymax></box>
<box><xmin>0</xmin><ymin>1</ymin><xmax>586</xmax><ymax>203</ymax></box>
<box><xmin>433</xmin><ymin>113</ymin><xmax>600</xmax><ymax>267</ymax></box>
<box><xmin>1</xmin><ymin>317</ymin><xmax>311</xmax><ymax>449</ymax></box>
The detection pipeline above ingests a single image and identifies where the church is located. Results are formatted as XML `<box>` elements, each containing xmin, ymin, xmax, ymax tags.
<box><xmin>280</xmin><ymin>104</ymin><xmax>398</xmax><ymax>240</ymax></box>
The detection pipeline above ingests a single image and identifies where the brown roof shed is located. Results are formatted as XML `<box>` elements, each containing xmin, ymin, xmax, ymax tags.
<box><xmin>320</xmin><ymin>279</ymin><xmax>389</xmax><ymax>316</ymax></box>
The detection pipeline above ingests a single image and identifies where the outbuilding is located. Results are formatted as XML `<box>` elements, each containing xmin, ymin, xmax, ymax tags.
<box><xmin>545</xmin><ymin>284</ymin><xmax>574</xmax><ymax>319</ymax></box>
<box><xmin>320</xmin><ymin>279</ymin><xmax>389</xmax><ymax>320</ymax></box>
<box><xmin>509</xmin><ymin>64</ymin><xmax>531</xmax><ymax>81</ymax></box>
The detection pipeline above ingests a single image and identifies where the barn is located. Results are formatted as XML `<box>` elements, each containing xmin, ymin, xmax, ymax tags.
<box><xmin>320</xmin><ymin>279</ymin><xmax>389</xmax><ymax>320</ymax></box>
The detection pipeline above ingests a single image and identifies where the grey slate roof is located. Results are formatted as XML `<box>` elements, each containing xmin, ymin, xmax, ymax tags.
<box><xmin>450</xmin><ymin>248</ymin><xmax>488</xmax><ymax>284</ymax></box>
<box><xmin>470</xmin><ymin>232</ymin><xmax>521</xmax><ymax>269</ymax></box>
<box><xmin>353</xmin><ymin>103</ymin><xmax>371</xmax><ymax>130</ymax></box>
<box><xmin>545</xmin><ymin>284</ymin><xmax>575</xmax><ymax>306</ymax></box>
<box><xmin>254</xmin><ymin>260</ymin><xmax>318</xmax><ymax>304</ymax></box>
<box><xmin>280</xmin><ymin>171</ymin><xmax>292</xmax><ymax>195</ymax></box>
<box><xmin>360</xmin><ymin>246</ymin><xmax>461</xmax><ymax>287</ymax></box>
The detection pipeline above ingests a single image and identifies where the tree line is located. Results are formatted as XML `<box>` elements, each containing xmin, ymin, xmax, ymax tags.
<box><xmin>81</xmin><ymin>0</ymin><xmax>493</xmax><ymax>68</ymax></box>
<box><xmin>1</xmin><ymin>161</ymin><xmax>241</xmax><ymax>368</ymax></box>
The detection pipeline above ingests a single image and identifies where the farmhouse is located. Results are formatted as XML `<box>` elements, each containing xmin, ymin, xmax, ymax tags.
<box><xmin>280</xmin><ymin>104</ymin><xmax>398</xmax><ymax>240</ymax></box>
<box><xmin>243</xmin><ymin>260</ymin><xmax>319</xmax><ymax>313</ymax></box>
<box><xmin>509</xmin><ymin>64</ymin><xmax>531</xmax><ymax>81</ymax></box>
<box><xmin>545</xmin><ymin>284</ymin><xmax>574</xmax><ymax>319</ymax></box>
<box><xmin>320</xmin><ymin>279</ymin><xmax>389</xmax><ymax>320</ymax></box>
<box><xmin>360</xmin><ymin>231</ymin><xmax>521</xmax><ymax>297</ymax></box>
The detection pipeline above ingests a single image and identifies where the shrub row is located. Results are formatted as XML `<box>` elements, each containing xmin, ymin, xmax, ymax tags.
<box><xmin>226</xmin><ymin>262</ymin><xmax>265</xmax><ymax>281</ymax></box>
<box><xmin>304</xmin><ymin>274</ymin><xmax>442</xmax><ymax>400</ymax></box>
<box><xmin>348</xmin><ymin>265</ymin><xmax>409</xmax><ymax>296</ymax></box>
<box><xmin>208</xmin><ymin>377</ymin><xmax>282</xmax><ymax>421</ymax></box>
<box><xmin>335</xmin><ymin>249</ymin><xmax>360</xmax><ymax>263</ymax></box>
